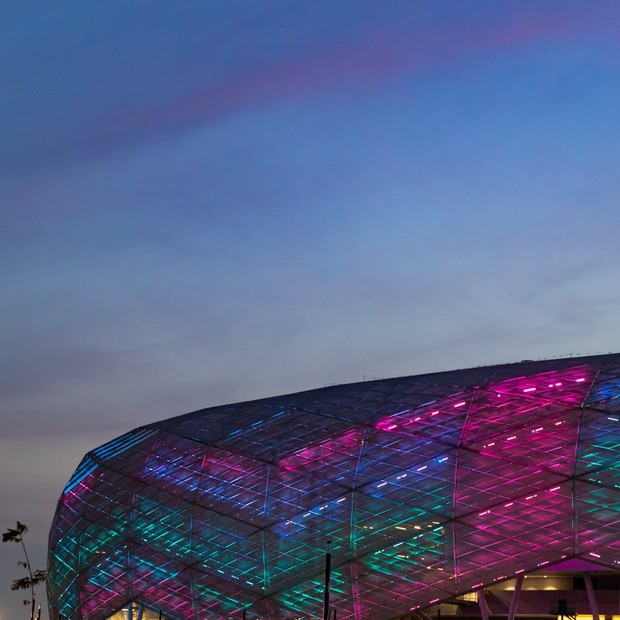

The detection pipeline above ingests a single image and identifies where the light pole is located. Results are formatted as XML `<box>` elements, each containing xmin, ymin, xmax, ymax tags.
<box><xmin>322</xmin><ymin>540</ymin><xmax>332</xmax><ymax>620</ymax></box>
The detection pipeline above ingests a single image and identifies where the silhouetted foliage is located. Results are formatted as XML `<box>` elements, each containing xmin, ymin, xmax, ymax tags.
<box><xmin>3</xmin><ymin>521</ymin><xmax>47</xmax><ymax>620</ymax></box>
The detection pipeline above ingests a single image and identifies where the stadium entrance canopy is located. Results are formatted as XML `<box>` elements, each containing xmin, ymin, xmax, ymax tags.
<box><xmin>48</xmin><ymin>353</ymin><xmax>620</xmax><ymax>619</ymax></box>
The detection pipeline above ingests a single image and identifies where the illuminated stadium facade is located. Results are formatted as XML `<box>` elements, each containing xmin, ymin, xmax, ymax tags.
<box><xmin>48</xmin><ymin>353</ymin><xmax>620</xmax><ymax>620</ymax></box>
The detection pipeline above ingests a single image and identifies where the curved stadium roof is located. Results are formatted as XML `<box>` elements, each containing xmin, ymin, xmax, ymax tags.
<box><xmin>48</xmin><ymin>353</ymin><xmax>620</xmax><ymax>619</ymax></box>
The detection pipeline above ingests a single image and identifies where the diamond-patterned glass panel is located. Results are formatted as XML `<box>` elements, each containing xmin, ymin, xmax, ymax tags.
<box><xmin>48</xmin><ymin>354</ymin><xmax>620</xmax><ymax>619</ymax></box>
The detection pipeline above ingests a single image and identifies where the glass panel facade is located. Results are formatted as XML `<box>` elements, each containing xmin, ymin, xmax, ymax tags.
<box><xmin>48</xmin><ymin>354</ymin><xmax>620</xmax><ymax>619</ymax></box>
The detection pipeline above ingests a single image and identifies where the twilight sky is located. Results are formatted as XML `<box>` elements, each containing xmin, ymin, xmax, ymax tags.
<box><xmin>2</xmin><ymin>1</ymin><xmax>620</xmax><ymax>618</ymax></box>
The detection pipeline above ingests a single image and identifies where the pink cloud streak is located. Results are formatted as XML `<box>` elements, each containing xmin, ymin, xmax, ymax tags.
<box><xmin>122</xmin><ymin>4</ymin><xmax>618</xmax><ymax>136</ymax></box>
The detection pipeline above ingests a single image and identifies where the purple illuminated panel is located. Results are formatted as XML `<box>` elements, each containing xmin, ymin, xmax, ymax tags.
<box><xmin>48</xmin><ymin>354</ymin><xmax>620</xmax><ymax>619</ymax></box>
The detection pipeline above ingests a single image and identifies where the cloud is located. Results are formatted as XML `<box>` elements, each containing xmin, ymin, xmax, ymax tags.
<box><xmin>3</xmin><ymin>1</ymin><xmax>619</xmax><ymax>174</ymax></box>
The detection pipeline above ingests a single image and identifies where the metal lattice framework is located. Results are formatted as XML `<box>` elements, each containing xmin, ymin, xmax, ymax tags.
<box><xmin>48</xmin><ymin>354</ymin><xmax>620</xmax><ymax>619</ymax></box>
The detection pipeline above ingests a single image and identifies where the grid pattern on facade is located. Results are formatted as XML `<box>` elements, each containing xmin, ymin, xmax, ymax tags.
<box><xmin>48</xmin><ymin>354</ymin><xmax>620</xmax><ymax>619</ymax></box>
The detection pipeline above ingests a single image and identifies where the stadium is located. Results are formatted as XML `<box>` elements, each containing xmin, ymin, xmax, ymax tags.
<box><xmin>48</xmin><ymin>353</ymin><xmax>620</xmax><ymax>620</ymax></box>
